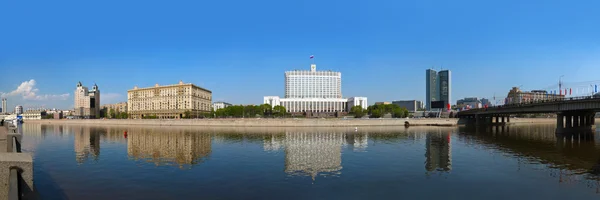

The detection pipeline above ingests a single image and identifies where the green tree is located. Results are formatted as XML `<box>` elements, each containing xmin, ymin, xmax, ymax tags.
<box><xmin>273</xmin><ymin>105</ymin><xmax>287</xmax><ymax>117</ymax></box>
<box><xmin>350</xmin><ymin>105</ymin><xmax>366</xmax><ymax>118</ymax></box>
<box><xmin>108</xmin><ymin>109</ymin><xmax>116</xmax><ymax>119</ymax></box>
<box><xmin>370</xmin><ymin>109</ymin><xmax>383</xmax><ymax>118</ymax></box>
<box><xmin>184</xmin><ymin>110</ymin><xmax>191</xmax><ymax>118</ymax></box>
<box><xmin>120</xmin><ymin>112</ymin><xmax>128</xmax><ymax>119</ymax></box>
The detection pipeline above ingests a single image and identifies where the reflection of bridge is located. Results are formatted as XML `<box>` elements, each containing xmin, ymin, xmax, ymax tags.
<box><xmin>459</xmin><ymin>125</ymin><xmax>600</xmax><ymax>182</ymax></box>
<box><xmin>458</xmin><ymin>96</ymin><xmax>600</xmax><ymax>133</ymax></box>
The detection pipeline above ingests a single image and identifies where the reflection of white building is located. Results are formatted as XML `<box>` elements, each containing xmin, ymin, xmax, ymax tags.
<box><xmin>344</xmin><ymin>133</ymin><xmax>368</xmax><ymax>152</ymax></box>
<box><xmin>263</xmin><ymin>63</ymin><xmax>367</xmax><ymax>114</ymax></box>
<box><xmin>425</xmin><ymin>132</ymin><xmax>452</xmax><ymax>172</ymax></box>
<box><xmin>284</xmin><ymin>132</ymin><xmax>345</xmax><ymax>179</ymax></box>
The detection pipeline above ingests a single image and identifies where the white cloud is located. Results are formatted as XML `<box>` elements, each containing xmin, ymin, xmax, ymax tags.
<box><xmin>0</xmin><ymin>79</ymin><xmax>70</xmax><ymax>101</ymax></box>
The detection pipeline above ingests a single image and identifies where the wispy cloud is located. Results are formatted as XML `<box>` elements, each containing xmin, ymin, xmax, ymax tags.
<box><xmin>0</xmin><ymin>79</ymin><xmax>70</xmax><ymax>100</ymax></box>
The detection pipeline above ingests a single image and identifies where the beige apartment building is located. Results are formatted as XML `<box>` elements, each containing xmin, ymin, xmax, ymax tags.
<box><xmin>74</xmin><ymin>82</ymin><xmax>101</xmax><ymax>118</ymax></box>
<box><xmin>127</xmin><ymin>81</ymin><xmax>212</xmax><ymax>119</ymax></box>
<box><xmin>101</xmin><ymin>102</ymin><xmax>128</xmax><ymax>118</ymax></box>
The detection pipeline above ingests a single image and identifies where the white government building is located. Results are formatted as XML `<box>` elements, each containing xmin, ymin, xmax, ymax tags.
<box><xmin>264</xmin><ymin>63</ymin><xmax>367</xmax><ymax>114</ymax></box>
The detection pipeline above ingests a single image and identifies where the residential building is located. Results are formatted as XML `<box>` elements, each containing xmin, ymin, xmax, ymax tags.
<box><xmin>481</xmin><ymin>98</ymin><xmax>491</xmax><ymax>106</ymax></box>
<box><xmin>22</xmin><ymin>110</ymin><xmax>47</xmax><ymax>120</ymax></box>
<box><xmin>212</xmin><ymin>101</ymin><xmax>232</xmax><ymax>111</ymax></box>
<box><xmin>425</xmin><ymin>69</ymin><xmax>452</xmax><ymax>111</ymax></box>
<box><xmin>263</xmin><ymin>63</ymin><xmax>367</xmax><ymax>117</ymax></box>
<box><xmin>53</xmin><ymin>111</ymin><xmax>63</xmax><ymax>119</ymax></box>
<box><xmin>392</xmin><ymin>100</ymin><xmax>424</xmax><ymax>112</ymax></box>
<box><xmin>102</xmin><ymin>102</ymin><xmax>128</xmax><ymax>118</ymax></box>
<box><xmin>505</xmin><ymin>87</ymin><xmax>564</xmax><ymax>105</ymax></box>
<box><xmin>74</xmin><ymin>82</ymin><xmax>101</xmax><ymax>118</ymax></box>
<box><xmin>127</xmin><ymin>80</ymin><xmax>212</xmax><ymax>119</ymax></box>
<box><xmin>374</xmin><ymin>102</ymin><xmax>391</xmax><ymax>105</ymax></box>
<box><xmin>456</xmin><ymin>97</ymin><xmax>482</xmax><ymax>109</ymax></box>
<box><xmin>1</xmin><ymin>98</ymin><xmax>6</xmax><ymax>114</ymax></box>
<box><xmin>15</xmin><ymin>105</ymin><xmax>23</xmax><ymax>115</ymax></box>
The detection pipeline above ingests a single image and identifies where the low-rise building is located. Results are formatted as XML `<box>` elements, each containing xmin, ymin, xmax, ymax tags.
<box><xmin>53</xmin><ymin>111</ymin><xmax>63</xmax><ymax>119</ymax></box>
<box><xmin>212</xmin><ymin>102</ymin><xmax>232</xmax><ymax>111</ymax></box>
<box><xmin>348</xmin><ymin>97</ymin><xmax>369</xmax><ymax>109</ymax></box>
<box><xmin>392</xmin><ymin>100</ymin><xmax>424</xmax><ymax>112</ymax></box>
<box><xmin>374</xmin><ymin>102</ymin><xmax>391</xmax><ymax>105</ymax></box>
<box><xmin>102</xmin><ymin>102</ymin><xmax>128</xmax><ymax>118</ymax></box>
<box><xmin>22</xmin><ymin>110</ymin><xmax>47</xmax><ymax>120</ymax></box>
<box><xmin>506</xmin><ymin>87</ymin><xmax>564</xmax><ymax>105</ymax></box>
<box><xmin>456</xmin><ymin>97</ymin><xmax>482</xmax><ymax>109</ymax></box>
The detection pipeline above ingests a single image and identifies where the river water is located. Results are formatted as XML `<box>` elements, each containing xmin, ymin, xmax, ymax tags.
<box><xmin>20</xmin><ymin>123</ymin><xmax>600</xmax><ymax>199</ymax></box>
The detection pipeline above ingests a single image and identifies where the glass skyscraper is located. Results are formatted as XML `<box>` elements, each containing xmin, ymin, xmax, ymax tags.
<box><xmin>426</xmin><ymin>69</ymin><xmax>452</xmax><ymax>111</ymax></box>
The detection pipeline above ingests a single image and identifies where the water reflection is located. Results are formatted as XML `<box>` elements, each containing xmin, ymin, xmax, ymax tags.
<box><xmin>425</xmin><ymin>131</ymin><xmax>452</xmax><ymax>172</ymax></box>
<box><xmin>127</xmin><ymin>127</ymin><xmax>212</xmax><ymax>169</ymax></box>
<box><xmin>74</xmin><ymin>126</ymin><xmax>101</xmax><ymax>163</ymax></box>
<box><xmin>459</xmin><ymin>124</ymin><xmax>600</xmax><ymax>191</ymax></box>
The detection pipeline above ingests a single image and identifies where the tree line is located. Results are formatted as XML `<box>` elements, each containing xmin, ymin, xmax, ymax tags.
<box><xmin>213</xmin><ymin>104</ymin><xmax>288</xmax><ymax>118</ymax></box>
<box><xmin>349</xmin><ymin>104</ymin><xmax>409</xmax><ymax>118</ymax></box>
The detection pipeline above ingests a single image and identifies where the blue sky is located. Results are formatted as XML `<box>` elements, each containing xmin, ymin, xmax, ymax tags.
<box><xmin>1</xmin><ymin>0</ymin><xmax>600</xmax><ymax>110</ymax></box>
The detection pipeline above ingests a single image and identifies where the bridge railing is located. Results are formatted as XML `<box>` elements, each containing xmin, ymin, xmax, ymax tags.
<box><xmin>459</xmin><ymin>95</ymin><xmax>600</xmax><ymax>113</ymax></box>
<box><xmin>0</xmin><ymin>122</ymin><xmax>34</xmax><ymax>200</ymax></box>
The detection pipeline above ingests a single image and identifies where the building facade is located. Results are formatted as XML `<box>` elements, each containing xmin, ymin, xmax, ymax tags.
<box><xmin>74</xmin><ymin>82</ymin><xmax>101</xmax><ymax>118</ymax></box>
<box><xmin>101</xmin><ymin>102</ymin><xmax>128</xmax><ymax>118</ymax></box>
<box><xmin>425</xmin><ymin>69</ymin><xmax>452</xmax><ymax>111</ymax></box>
<box><xmin>127</xmin><ymin>81</ymin><xmax>212</xmax><ymax>119</ymax></box>
<box><xmin>392</xmin><ymin>100</ymin><xmax>424</xmax><ymax>112</ymax></box>
<box><xmin>456</xmin><ymin>97</ymin><xmax>482</xmax><ymax>109</ymax></box>
<box><xmin>22</xmin><ymin>110</ymin><xmax>47</xmax><ymax>120</ymax></box>
<box><xmin>263</xmin><ymin>63</ymin><xmax>367</xmax><ymax>116</ymax></box>
<box><xmin>15</xmin><ymin>105</ymin><xmax>23</xmax><ymax>115</ymax></box>
<box><xmin>347</xmin><ymin>97</ymin><xmax>368</xmax><ymax>110</ymax></box>
<box><xmin>506</xmin><ymin>87</ymin><xmax>564</xmax><ymax>105</ymax></box>
<box><xmin>374</xmin><ymin>102</ymin><xmax>391</xmax><ymax>105</ymax></box>
<box><xmin>212</xmin><ymin>101</ymin><xmax>232</xmax><ymax>111</ymax></box>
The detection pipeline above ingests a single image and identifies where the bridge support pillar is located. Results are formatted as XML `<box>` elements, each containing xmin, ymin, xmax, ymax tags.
<box><xmin>557</xmin><ymin>114</ymin><xmax>564</xmax><ymax>129</ymax></box>
<box><xmin>501</xmin><ymin>116</ymin><xmax>505</xmax><ymax>123</ymax></box>
<box><xmin>565</xmin><ymin>115</ymin><xmax>572</xmax><ymax>128</ymax></box>
<box><xmin>592</xmin><ymin>115</ymin><xmax>596</xmax><ymax>126</ymax></box>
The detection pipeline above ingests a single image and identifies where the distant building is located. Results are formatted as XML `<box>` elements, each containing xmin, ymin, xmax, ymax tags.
<box><xmin>22</xmin><ymin>110</ymin><xmax>47</xmax><ymax>120</ymax></box>
<box><xmin>102</xmin><ymin>102</ymin><xmax>128</xmax><ymax>118</ymax></box>
<box><xmin>374</xmin><ymin>102</ymin><xmax>391</xmax><ymax>105</ymax></box>
<box><xmin>347</xmin><ymin>97</ymin><xmax>368</xmax><ymax>109</ymax></box>
<box><xmin>481</xmin><ymin>98</ymin><xmax>491</xmax><ymax>106</ymax></box>
<box><xmin>53</xmin><ymin>111</ymin><xmax>63</xmax><ymax>119</ymax></box>
<box><xmin>456</xmin><ymin>97</ymin><xmax>482</xmax><ymax>109</ymax></box>
<box><xmin>392</xmin><ymin>100</ymin><xmax>424</xmax><ymax>112</ymax></box>
<box><xmin>1</xmin><ymin>98</ymin><xmax>6</xmax><ymax>114</ymax></box>
<box><xmin>506</xmin><ymin>87</ymin><xmax>564</xmax><ymax>105</ymax></box>
<box><xmin>74</xmin><ymin>82</ymin><xmax>101</xmax><ymax>119</ymax></box>
<box><xmin>15</xmin><ymin>105</ymin><xmax>23</xmax><ymax>115</ymax></box>
<box><xmin>212</xmin><ymin>102</ymin><xmax>232</xmax><ymax>111</ymax></box>
<box><xmin>425</xmin><ymin>69</ymin><xmax>452</xmax><ymax>111</ymax></box>
<box><xmin>127</xmin><ymin>81</ymin><xmax>212</xmax><ymax>119</ymax></box>
<box><xmin>263</xmin><ymin>63</ymin><xmax>367</xmax><ymax>117</ymax></box>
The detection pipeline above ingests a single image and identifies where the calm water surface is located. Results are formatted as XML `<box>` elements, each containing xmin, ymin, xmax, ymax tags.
<box><xmin>20</xmin><ymin>124</ymin><xmax>600</xmax><ymax>199</ymax></box>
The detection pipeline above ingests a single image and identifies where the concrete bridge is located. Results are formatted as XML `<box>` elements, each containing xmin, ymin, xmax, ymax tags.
<box><xmin>457</xmin><ymin>96</ymin><xmax>600</xmax><ymax>134</ymax></box>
